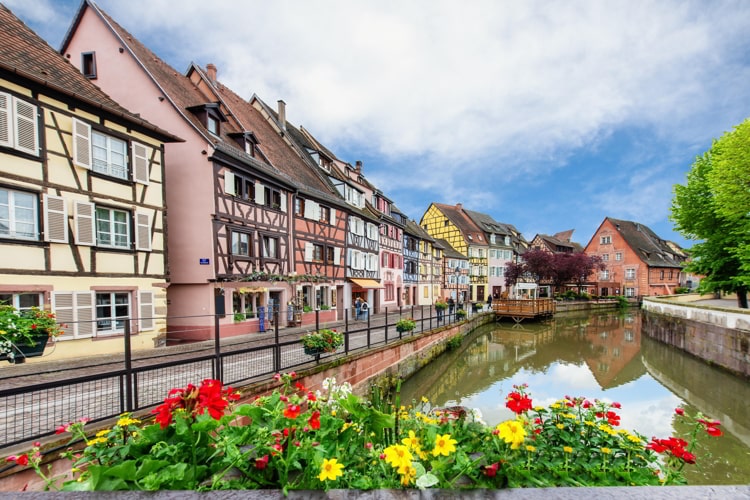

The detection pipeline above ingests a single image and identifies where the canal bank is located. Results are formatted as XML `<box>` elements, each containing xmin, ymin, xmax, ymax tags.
<box><xmin>641</xmin><ymin>296</ymin><xmax>750</xmax><ymax>379</ymax></box>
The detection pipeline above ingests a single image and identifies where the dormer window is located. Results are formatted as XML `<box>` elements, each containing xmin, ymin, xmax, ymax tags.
<box><xmin>187</xmin><ymin>103</ymin><xmax>227</xmax><ymax>138</ymax></box>
<box><xmin>82</xmin><ymin>52</ymin><xmax>97</xmax><ymax>79</ymax></box>
<box><xmin>229</xmin><ymin>131</ymin><xmax>258</xmax><ymax>157</ymax></box>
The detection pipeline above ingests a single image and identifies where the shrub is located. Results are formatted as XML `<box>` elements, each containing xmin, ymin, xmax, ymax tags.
<box><xmin>395</xmin><ymin>318</ymin><xmax>416</xmax><ymax>333</ymax></box>
<box><xmin>301</xmin><ymin>329</ymin><xmax>344</xmax><ymax>353</ymax></box>
<box><xmin>455</xmin><ymin>309</ymin><xmax>467</xmax><ymax>320</ymax></box>
<box><xmin>446</xmin><ymin>334</ymin><xmax>462</xmax><ymax>350</ymax></box>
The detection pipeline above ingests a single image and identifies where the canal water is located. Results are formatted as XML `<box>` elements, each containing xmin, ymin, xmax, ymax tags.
<box><xmin>400</xmin><ymin>310</ymin><xmax>750</xmax><ymax>485</ymax></box>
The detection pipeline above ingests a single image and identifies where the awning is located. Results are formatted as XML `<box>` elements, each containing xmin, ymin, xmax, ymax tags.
<box><xmin>350</xmin><ymin>278</ymin><xmax>384</xmax><ymax>289</ymax></box>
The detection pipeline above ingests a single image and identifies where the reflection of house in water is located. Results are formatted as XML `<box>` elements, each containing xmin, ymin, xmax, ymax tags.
<box><xmin>581</xmin><ymin>313</ymin><xmax>645</xmax><ymax>388</ymax></box>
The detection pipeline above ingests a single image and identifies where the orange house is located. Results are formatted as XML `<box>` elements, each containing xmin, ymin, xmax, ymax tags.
<box><xmin>584</xmin><ymin>218</ymin><xmax>685</xmax><ymax>298</ymax></box>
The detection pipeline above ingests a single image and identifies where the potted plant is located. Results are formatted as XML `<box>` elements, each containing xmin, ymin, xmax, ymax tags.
<box><xmin>0</xmin><ymin>305</ymin><xmax>64</xmax><ymax>363</ymax></box>
<box><xmin>301</xmin><ymin>328</ymin><xmax>344</xmax><ymax>355</ymax></box>
<box><xmin>434</xmin><ymin>301</ymin><xmax>448</xmax><ymax>311</ymax></box>
<box><xmin>395</xmin><ymin>318</ymin><xmax>416</xmax><ymax>333</ymax></box>
<box><xmin>456</xmin><ymin>309</ymin><xmax>467</xmax><ymax>320</ymax></box>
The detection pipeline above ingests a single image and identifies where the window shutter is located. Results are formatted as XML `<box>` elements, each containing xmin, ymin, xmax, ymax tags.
<box><xmin>72</xmin><ymin>118</ymin><xmax>91</xmax><ymax>169</ymax></box>
<box><xmin>14</xmin><ymin>98</ymin><xmax>38</xmax><ymax>155</ymax></box>
<box><xmin>138</xmin><ymin>290</ymin><xmax>155</xmax><ymax>331</ymax></box>
<box><xmin>0</xmin><ymin>92</ymin><xmax>10</xmax><ymax>147</ymax></box>
<box><xmin>51</xmin><ymin>292</ymin><xmax>74</xmax><ymax>338</ymax></box>
<box><xmin>134</xmin><ymin>210</ymin><xmax>152</xmax><ymax>251</ymax></box>
<box><xmin>75</xmin><ymin>291</ymin><xmax>95</xmax><ymax>337</ymax></box>
<box><xmin>43</xmin><ymin>194</ymin><xmax>68</xmax><ymax>243</ymax></box>
<box><xmin>255</xmin><ymin>181</ymin><xmax>265</xmax><ymax>204</ymax></box>
<box><xmin>304</xmin><ymin>242</ymin><xmax>313</xmax><ymax>262</ymax></box>
<box><xmin>132</xmin><ymin>142</ymin><xmax>149</xmax><ymax>184</ymax></box>
<box><xmin>334</xmin><ymin>246</ymin><xmax>341</xmax><ymax>265</ymax></box>
<box><xmin>74</xmin><ymin>200</ymin><xmax>95</xmax><ymax>245</ymax></box>
<box><xmin>329</xmin><ymin>208</ymin><xmax>336</xmax><ymax>226</ymax></box>
<box><xmin>279</xmin><ymin>192</ymin><xmax>287</xmax><ymax>212</ymax></box>
<box><xmin>303</xmin><ymin>199</ymin><xmax>315</xmax><ymax>219</ymax></box>
<box><xmin>224</xmin><ymin>171</ymin><xmax>236</xmax><ymax>196</ymax></box>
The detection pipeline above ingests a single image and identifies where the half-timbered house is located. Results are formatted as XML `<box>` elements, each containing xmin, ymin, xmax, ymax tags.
<box><xmin>62</xmin><ymin>1</ymin><xmax>296</xmax><ymax>340</ymax></box>
<box><xmin>0</xmin><ymin>5</ymin><xmax>180</xmax><ymax>361</ymax></box>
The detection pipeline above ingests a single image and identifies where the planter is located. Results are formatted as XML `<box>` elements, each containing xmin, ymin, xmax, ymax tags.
<box><xmin>303</xmin><ymin>345</ymin><xmax>330</xmax><ymax>356</ymax></box>
<box><xmin>0</xmin><ymin>330</ymin><xmax>49</xmax><ymax>364</ymax></box>
<box><xmin>396</xmin><ymin>327</ymin><xmax>414</xmax><ymax>334</ymax></box>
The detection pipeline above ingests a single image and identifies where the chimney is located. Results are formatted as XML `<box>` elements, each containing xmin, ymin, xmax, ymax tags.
<box><xmin>355</xmin><ymin>160</ymin><xmax>363</xmax><ymax>174</ymax></box>
<box><xmin>206</xmin><ymin>63</ymin><xmax>217</xmax><ymax>83</ymax></box>
<box><xmin>277</xmin><ymin>100</ymin><xmax>286</xmax><ymax>131</ymax></box>
<box><xmin>456</xmin><ymin>203</ymin><xmax>462</xmax><ymax>210</ymax></box>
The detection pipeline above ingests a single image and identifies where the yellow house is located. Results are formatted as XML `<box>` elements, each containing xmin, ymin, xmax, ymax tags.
<box><xmin>420</xmin><ymin>203</ymin><xmax>489</xmax><ymax>303</ymax></box>
<box><xmin>0</xmin><ymin>5</ymin><xmax>180</xmax><ymax>364</ymax></box>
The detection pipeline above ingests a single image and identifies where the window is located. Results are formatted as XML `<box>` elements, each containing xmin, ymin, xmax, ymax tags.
<box><xmin>669</xmin><ymin>270</ymin><xmax>673</xmax><ymax>280</ymax></box>
<box><xmin>0</xmin><ymin>188</ymin><xmax>37</xmax><ymax>240</ymax></box>
<box><xmin>625</xmin><ymin>288</ymin><xmax>635</xmax><ymax>298</ymax></box>
<box><xmin>660</xmin><ymin>270</ymin><xmax>665</xmax><ymax>280</ymax></box>
<box><xmin>0</xmin><ymin>292</ymin><xmax>41</xmax><ymax>310</ymax></box>
<box><xmin>326</xmin><ymin>246</ymin><xmax>335</xmax><ymax>264</ymax></box>
<box><xmin>319</xmin><ymin>205</ymin><xmax>330</xmax><ymax>223</ymax></box>
<box><xmin>231</xmin><ymin>231</ymin><xmax>250</xmax><ymax>257</ymax></box>
<box><xmin>0</xmin><ymin>92</ymin><xmax>38</xmax><ymax>156</ymax></box>
<box><xmin>602</xmin><ymin>254</ymin><xmax>609</xmax><ymax>261</ymax></box>
<box><xmin>600</xmin><ymin>235</ymin><xmax>611</xmax><ymax>244</ymax></box>
<box><xmin>625</xmin><ymin>268</ymin><xmax>635</xmax><ymax>280</ymax></box>
<box><xmin>615</xmin><ymin>252</ymin><xmax>622</xmax><ymax>261</ymax></box>
<box><xmin>294</xmin><ymin>198</ymin><xmax>304</xmax><ymax>216</ymax></box>
<box><xmin>207</xmin><ymin>115</ymin><xmax>219</xmax><ymax>136</ymax></box>
<box><xmin>262</xmin><ymin>236</ymin><xmax>278</xmax><ymax>259</ymax></box>
<box><xmin>92</xmin><ymin>131</ymin><xmax>128</xmax><ymax>180</ymax></box>
<box><xmin>312</xmin><ymin>243</ymin><xmax>324</xmax><ymax>261</ymax></box>
<box><xmin>95</xmin><ymin>207</ymin><xmax>130</xmax><ymax>249</ymax></box>
<box><xmin>81</xmin><ymin>52</ymin><xmax>96</xmax><ymax>79</ymax></box>
<box><xmin>504</xmin><ymin>236</ymin><xmax>510</xmax><ymax>245</ymax></box>
<box><xmin>96</xmin><ymin>292</ymin><xmax>130</xmax><ymax>335</ymax></box>
<box><xmin>601</xmin><ymin>270</ymin><xmax>610</xmax><ymax>280</ymax></box>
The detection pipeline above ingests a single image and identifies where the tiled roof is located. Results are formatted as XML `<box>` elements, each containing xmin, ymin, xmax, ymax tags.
<box><xmin>535</xmin><ymin>232</ymin><xmax>583</xmax><ymax>253</ymax></box>
<box><xmin>435</xmin><ymin>238</ymin><xmax>467</xmax><ymax>259</ymax></box>
<box><xmin>0</xmin><ymin>4</ymin><xmax>177</xmax><ymax>141</ymax></box>
<box><xmin>433</xmin><ymin>203</ymin><xmax>487</xmax><ymax>245</ymax></box>
<box><xmin>607</xmin><ymin>218</ymin><xmax>684</xmax><ymax>268</ymax></box>
<box><xmin>405</xmin><ymin>219</ymin><xmax>434</xmax><ymax>241</ymax></box>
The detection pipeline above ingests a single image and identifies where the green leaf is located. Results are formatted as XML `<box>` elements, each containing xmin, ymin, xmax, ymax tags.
<box><xmin>416</xmin><ymin>472</ymin><xmax>439</xmax><ymax>489</ymax></box>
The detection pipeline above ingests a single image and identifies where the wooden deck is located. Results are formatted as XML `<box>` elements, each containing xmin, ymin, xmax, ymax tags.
<box><xmin>492</xmin><ymin>298</ymin><xmax>556</xmax><ymax>323</ymax></box>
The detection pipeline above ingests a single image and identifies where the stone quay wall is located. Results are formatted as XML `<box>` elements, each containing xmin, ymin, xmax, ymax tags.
<box><xmin>641</xmin><ymin>297</ymin><xmax>750</xmax><ymax>379</ymax></box>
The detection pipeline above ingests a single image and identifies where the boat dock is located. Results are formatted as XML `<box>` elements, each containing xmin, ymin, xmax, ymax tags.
<box><xmin>492</xmin><ymin>298</ymin><xmax>556</xmax><ymax>323</ymax></box>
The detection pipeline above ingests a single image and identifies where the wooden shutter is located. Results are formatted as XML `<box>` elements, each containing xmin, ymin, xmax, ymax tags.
<box><xmin>132</xmin><ymin>142</ymin><xmax>149</xmax><ymax>184</ymax></box>
<box><xmin>304</xmin><ymin>242</ymin><xmax>313</xmax><ymax>262</ymax></box>
<box><xmin>279</xmin><ymin>192</ymin><xmax>287</xmax><ymax>212</ymax></box>
<box><xmin>0</xmin><ymin>92</ymin><xmax>10</xmax><ymax>147</ymax></box>
<box><xmin>138</xmin><ymin>290</ymin><xmax>155</xmax><ymax>331</ymax></box>
<box><xmin>74</xmin><ymin>291</ymin><xmax>95</xmax><ymax>337</ymax></box>
<box><xmin>134</xmin><ymin>210</ymin><xmax>152</xmax><ymax>251</ymax></box>
<box><xmin>72</xmin><ymin>118</ymin><xmax>91</xmax><ymax>169</ymax></box>
<box><xmin>43</xmin><ymin>194</ymin><xmax>68</xmax><ymax>243</ymax></box>
<box><xmin>329</xmin><ymin>208</ymin><xmax>336</xmax><ymax>226</ymax></box>
<box><xmin>334</xmin><ymin>247</ymin><xmax>341</xmax><ymax>265</ymax></box>
<box><xmin>303</xmin><ymin>198</ymin><xmax>314</xmax><ymax>219</ymax></box>
<box><xmin>224</xmin><ymin>171</ymin><xmax>236</xmax><ymax>195</ymax></box>
<box><xmin>74</xmin><ymin>201</ymin><xmax>95</xmax><ymax>245</ymax></box>
<box><xmin>255</xmin><ymin>181</ymin><xmax>265</xmax><ymax>205</ymax></box>
<box><xmin>52</xmin><ymin>291</ymin><xmax>94</xmax><ymax>338</ymax></box>
<box><xmin>14</xmin><ymin>98</ymin><xmax>38</xmax><ymax>155</ymax></box>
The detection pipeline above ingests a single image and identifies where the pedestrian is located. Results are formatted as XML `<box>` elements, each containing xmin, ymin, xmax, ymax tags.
<box><xmin>355</xmin><ymin>297</ymin><xmax>362</xmax><ymax>320</ymax></box>
<box><xmin>361</xmin><ymin>300</ymin><xmax>369</xmax><ymax>320</ymax></box>
<box><xmin>486</xmin><ymin>294</ymin><xmax>492</xmax><ymax>311</ymax></box>
<box><xmin>448</xmin><ymin>297</ymin><xmax>455</xmax><ymax>315</ymax></box>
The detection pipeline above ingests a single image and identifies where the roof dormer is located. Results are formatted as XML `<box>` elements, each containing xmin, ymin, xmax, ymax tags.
<box><xmin>229</xmin><ymin>131</ymin><xmax>259</xmax><ymax>157</ymax></box>
<box><xmin>186</xmin><ymin>102</ymin><xmax>227</xmax><ymax>138</ymax></box>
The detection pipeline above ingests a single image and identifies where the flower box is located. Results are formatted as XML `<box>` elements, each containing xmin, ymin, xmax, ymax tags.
<box><xmin>301</xmin><ymin>328</ymin><xmax>344</xmax><ymax>355</ymax></box>
<box><xmin>0</xmin><ymin>305</ymin><xmax>63</xmax><ymax>364</ymax></box>
<box><xmin>0</xmin><ymin>330</ymin><xmax>49</xmax><ymax>363</ymax></box>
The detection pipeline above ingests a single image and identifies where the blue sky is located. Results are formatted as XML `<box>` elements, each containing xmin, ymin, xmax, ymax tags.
<box><xmin>11</xmin><ymin>0</ymin><xmax>750</xmax><ymax>248</ymax></box>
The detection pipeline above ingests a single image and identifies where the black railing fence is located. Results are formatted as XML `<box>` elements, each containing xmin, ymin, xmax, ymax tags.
<box><xmin>0</xmin><ymin>305</ymin><xmax>475</xmax><ymax>450</ymax></box>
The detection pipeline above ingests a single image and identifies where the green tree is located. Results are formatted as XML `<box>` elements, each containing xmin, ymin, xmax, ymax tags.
<box><xmin>670</xmin><ymin>120</ymin><xmax>750</xmax><ymax>308</ymax></box>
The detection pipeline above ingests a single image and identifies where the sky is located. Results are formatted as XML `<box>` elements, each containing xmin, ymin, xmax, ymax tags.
<box><xmin>10</xmin><ymin>0</ymin><xmax>750</xmax><ymax>248</ymax></box>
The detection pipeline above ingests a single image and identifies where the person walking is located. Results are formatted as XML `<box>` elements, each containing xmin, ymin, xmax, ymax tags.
<box><xmin>360</xmin><ymin>300</ymin><xmax>369</xmax><ymax>320</ymax></box>
<box><xmin>355</xmin><ymin>297</ymin><xmax>362</xmax><ymax>320</ymax></box>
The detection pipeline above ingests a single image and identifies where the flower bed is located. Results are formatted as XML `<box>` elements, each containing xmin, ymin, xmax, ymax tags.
<box><xmin>6</xmin><ymin>376</ymin><xmax>722</xmax><ymax>492</ymax></box>
<box><xmin>301</xmin><ymin>329</ymin><xmax>343</xmax><ymax>354</ymax></box>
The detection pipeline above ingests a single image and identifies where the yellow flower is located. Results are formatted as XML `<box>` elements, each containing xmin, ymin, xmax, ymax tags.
<box><xmin>331</xmin><ymin>410</ymin><xmax>337</xmax><ymax>417</ymax></box>
<box><xmin>318</xmin><ymin>458</ymin><xmax>344</xmax><ymax>481</ymax></box>
<box><xmin>563</xmin><ymin>446</ymin><xmax>573</xmax><ymax>454</ymax></box>
<box><xmin>401</xmin><ymin>430</ymin><xmax>421</xmax><ymax>450</ymax></box>
<box><xmin>421</xmin><ymin>396</ymin><xmax>429</xmax><ymax>403</ymax></box>
<box><xmin>85</xmin><ymin>437</ymin><xmax>107</xmax><ymax>446</ymax></box>
<box><xmin>432</xmin><ymin>433</ymin><xmax>457</xmax><ymax>457</ymax></box>
<box><xmin>556</xmin><ymin>423</ymin><xmax>565</xmax><ymax>430</ymax></box>
<box><xmin>95</xmin><ymin>429</ymin><xmax>110</xmax><ymax>437</ymax></box>
<box><xmin>398</xmin><ymin>464</ymin><xmax>417</xmax><ymax>486</ymax></box>
<box><xmin>601</xmin><ymin>447</ymin><xmax>612</xmax><ymax>454</ymax></box>
<box><xmin>584</xmin><ymin>420</ymin><xmax>595</xmax><ymax>427</ymax></box>
<box><xmin>384</xmin><ymin>444</ymin><xmax>413</xmax><ymax>469</ymax></box>
<box><xmin>117</xmin><ymin>416</ymin><xmax>141</xmax><ymax>427</ymax></box>
<box><xmin>550</xmin><ymin>403</ymin><xmax>561</xmax><ymax>409</ymax></box>
<box><xmin>627</xmin><ymin>435</ymin><xmax>642</xmax><ymax>444</ymax></box>
<box><xmin>526</xmin><ymin>445</ymin><xmax>536</xmax><ymax>452</ymax></box>
<box><xmin>496</xmin><ymin>420</ymin><xmax>527</xmax><ymax>450</ymax></box>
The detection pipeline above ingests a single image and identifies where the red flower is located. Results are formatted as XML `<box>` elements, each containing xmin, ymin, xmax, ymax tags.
<box><xmin>55</xmin><ymin>423</ymin><xmax>70</xmax><ymax>434</ymax></box>
<box><xmin>611</xmin><ymin>402</ymin><xmax>621</xmax><ymax>409</ymax></box>
<box><xmin>307</xmin><ymin>391</ymin><xmax>317</xmax><ymax>402</ymax></box>
<box><xmin>6</xmin><ymin>454</ymin><xmax>29</xmax><ymax>466</ymax></box>
<box><xmin>675</xmin><ymin>408</ymin><xmax>685</xmax><ymax>416</ymax></box>
<box><xmin>283</xmin><ymin>404</ymin><xmax>301</xmax><ymax>419</ymax></box>
<box><xmin>295</xmin><ymin>382</ymin><xmax>306</xmax><ymax>392</ymax></box>
<box><xmin>483</xmin><ymin>462</ymin><xmax>500</xmax><ymax>477</ymax></box>
<box><xmin>255</xmin><ymin>454</ymin><xmax>269</xmax><ymax>470</ymax></box>
<box><xmin>506</xmin><ymin>391</ymin><xmax>533</xmax><ymax>414</ymax></box>
<box><xmin>706</xmin><ymin>426</ymin><xmax>723</xmax><ymax>437</ymax></box>
<box><xmin>308</xmin><ymin>410</ymin><xmax>321</xmax><ymax>430</ymax></box>
<box><xmin>681</xmin><ymin>451</ymin><xmax>696</xmax><ymax>464</ymax></box>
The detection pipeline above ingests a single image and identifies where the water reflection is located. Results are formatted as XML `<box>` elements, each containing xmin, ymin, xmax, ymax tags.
<box><xmin>399</xmin><ymin>310</ymin><xmax>750</xmax><ymax>485</ymax></box>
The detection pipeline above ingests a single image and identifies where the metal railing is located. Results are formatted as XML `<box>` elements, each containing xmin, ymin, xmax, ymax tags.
<box><xmin>0</xmin><ymin>305</ymin><xmax>474</xmax><ymax>449</ymax></box>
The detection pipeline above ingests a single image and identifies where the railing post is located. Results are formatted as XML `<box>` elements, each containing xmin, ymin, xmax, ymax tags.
<box><xmin>124</xmin><ymin>319</ymin><xmax>133</xmax><ymax>412</ymax></box>
<box><xmin>366</xmin><ymin>308</ymin><xmax>371</xmax><ymax>348</ymax></box>
<box><xmin>385</xmin><ymin>307</ymin><xmax>390</xmax><ymax>342</ymax></box>
<box><xmin>315</xmin><ymin>309</ymin><xmax>320</xmax><ymax>333</ymax></box>
<box><xmin>430</xmin><ymin>305</ymin><xmax>433</xmax><ymax>330</ymax></box>
<box><xmin>214</xmin><ymin>313</ymin><xmax>222</xmax><ymax>382</ymax></box>
<box><xmin>274</xmin><ymin>309</ymin><xmax>280</xmax><ymax>373</ymax></box>
<box><xmin>344</xmin><ymin>308</ymin><xmax>349</xmax><ymax>354</ymax></box>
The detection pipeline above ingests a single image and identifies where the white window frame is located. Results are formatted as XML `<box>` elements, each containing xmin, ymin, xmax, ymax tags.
<box><xmin>0</xmin><ymin>292</ymin><xmax>42</xmax><ymax>310</ymax></box>
<box><xmin>615</xmin><ymin>252</ymin><xmax>622</xmax><ymax>261</ymax></box>
<box><xmin>600</xmin><ymin>235</ymin><xmax>611</xmax><ymax>244</ymax></box>
<box><xmin>0</xmin><ymin>91</ymin><xmax>38</xmax><ymax>156</ymax></box>
<box><xmin>92</xmin><ymin>130</ymin><xmax>128</xmax><ymax>180</ymax></box>
<box><xmin>96</xmin><ymin>291</ymin><xmax>130</xmax><ymax>335</ymax></box>
<box><xmin>625</xmin><ymin>268</ymin><xmax>636</xmax><ymax>280</ymax></box>
<box><xmin>95</xmin><ymin>206</ymin><xmax>130</xmax><ymax>249</ymax></box>
<box><xmin>262</xmin><ymin>235</ymin><xmax>278</xmax><ymax>259</ymax></box>
<box><xmin>601</xmin><ymin>270</ymin><xmax>610</xmax><ymax>280</ymax></box>
<box><xmin>0</xmin><ymin>187</ymin><xmax>37</xmax><ymax>240</ymax></box>
<box><xmin>231</xmin><ymin>231</ymin><xmax>250</xmax><ymax>257</ymax></box>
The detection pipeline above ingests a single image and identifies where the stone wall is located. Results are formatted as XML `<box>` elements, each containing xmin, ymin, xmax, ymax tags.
<box><xmin>641</xmin><ymin>298</ymin><xmax>750</xmax><ymax>378</ymax></box>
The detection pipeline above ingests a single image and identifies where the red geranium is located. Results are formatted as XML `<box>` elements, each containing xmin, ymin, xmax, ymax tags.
<box><xmin>283</xmin><ymin>404</ymin><xmax>301</xmax><ymax>419</ymax></box>
<box><xmin>308</xmin><ymin>410</ymin><xmax>321</xmax><ymax>430</ymax></box>
<box><xmin>506</xmin><ymin>391</ymin><xmax>533</xmax><ymax>414</ymax></box>
<box><xmin>483</xmin><ymin>462</ymin><xmax>500</xmax><ymax>477</ymax></box>
<box><xmin>151</xmin><ymin>379</ymin><xmax>240</xmax><ymax>429</ymax></box>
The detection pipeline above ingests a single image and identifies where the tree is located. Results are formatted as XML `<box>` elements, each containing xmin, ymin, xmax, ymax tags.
<box><xmin>553</xmin><ymin>252</ymin><xmax>605</xmax><ymax>294</ymax></box>
<box><xmin>670</xmin><ymin>119</ymin><xmax>750</xmax><ymax>308</ymax></box>
<box><xmin>504</xmin><ymin>261</ymin><xmax>525</xmax><ymax>290</ymax></box>
<box><xmin>520</xmin><ymin>249</ymin><xmax>554</xmax><ymax>285</ymax></box>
